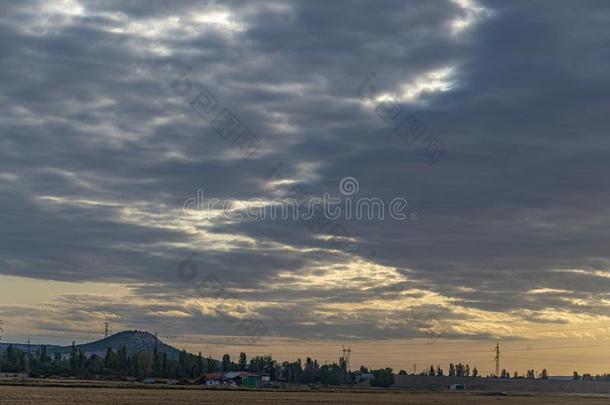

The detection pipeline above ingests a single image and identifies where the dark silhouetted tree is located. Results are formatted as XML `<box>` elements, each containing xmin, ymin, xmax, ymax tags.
<box><xmin>239</xmin><ymin>352</ymin><xmax>247</xmax><ymax>370</ymax></box>
<box><xmin>371</xmin><ymin>368</ymin><xmax>394</xmax><ymax>388</ymax></box>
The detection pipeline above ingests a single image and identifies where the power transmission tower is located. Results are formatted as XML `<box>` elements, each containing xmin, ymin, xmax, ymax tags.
<box><xmin>104</xmin><ymin>322</ymin><xmax>110</xmax><ymax>337</ymax></box>
<box><xmin>494</xmin><ymin>342</ymin><xmax>501</xmax><ymax>377</ymax></box>
<box><xmin>341</xmin><ymin>345</ymin><xmax>351</xmax><ymax>371</ymax></box>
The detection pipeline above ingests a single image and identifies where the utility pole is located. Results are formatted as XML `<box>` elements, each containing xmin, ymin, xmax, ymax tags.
<box><xmin>494</xmin><ymin>342</ymin><xmax>501</xmax><ymax>377</ymax></box>
<box><xmin>413</xmin><ymin>363</ymin><xmax>417</xmax><ymax>375</ymax></box>
<box><xmin>104</xmin><ymin>322</ymin><xmax>110</xmax><ymax>338</ymax></box>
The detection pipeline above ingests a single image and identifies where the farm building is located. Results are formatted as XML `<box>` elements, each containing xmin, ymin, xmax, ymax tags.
<box><xmin>200</xmin><ymin>372</ymin><xmax>223</xmax><ymax>386</ymax></box>
<box><xmin>223</xmin><ymin>371</ymin><xmax>269</xmax><ymax>387</ymax></box>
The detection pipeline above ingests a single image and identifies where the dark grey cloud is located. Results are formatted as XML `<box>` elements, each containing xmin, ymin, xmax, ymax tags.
<box><xmin>1</xmin><ymin>0</ymin><xmax>609</xmax><ymax>341</ymax></box>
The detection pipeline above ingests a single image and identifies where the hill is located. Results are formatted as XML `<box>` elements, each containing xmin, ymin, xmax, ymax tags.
<box><xmin>1</xmin><ymin>331</ymin><xmax>181</xmax><ymax>359</ymax></box>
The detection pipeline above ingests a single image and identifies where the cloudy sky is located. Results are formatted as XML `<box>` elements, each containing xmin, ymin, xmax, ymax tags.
<box><xmin>1</xmin><ymin>0</ymin><xmax>610</xmax><ymax>375</ymax></box>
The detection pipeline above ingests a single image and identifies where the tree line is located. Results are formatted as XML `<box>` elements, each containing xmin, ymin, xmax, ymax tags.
<box><xmin>0</xmin><ymin>344</ymin><xmax>394</xmax><ymax>386</ymax></box>
<box><xmin>572</xmin><ymin>371</ymin><xmax>610</xmax><ymax>382</ymax></box>
<box><xmin>398</xmin><ymin>363</ymin><xmax>550</xmax><ymax>379</ymax></box>
<box><xmin>0</xmin><ymin>343</ymin><xmax>218</xmax><ymax>380</ymax></box>
<box><xmin>4</xmin><ymin>344</ymin><xmax>607</xmax><ymax>385</ymax></box>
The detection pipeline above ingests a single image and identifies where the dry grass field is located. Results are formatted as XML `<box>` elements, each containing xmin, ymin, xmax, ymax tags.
<box><xmin>1</xmin><ymin>385</ymin><xmax>610</xmax><ymax>405</ymax></box>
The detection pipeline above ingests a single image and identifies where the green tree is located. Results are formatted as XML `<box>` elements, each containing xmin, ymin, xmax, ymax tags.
<box><xmin>222</xmin><ymin>354</ymin><xmax>231</xmax><ymax>371</ymax></box>
<box><xmin>118</xmin><ymin>346</ymin><xmax>128</xmax><ymax>370</ymax></box>
<box><xmin>239</xmin><ymin>352</ymin><xmax>247</xmax><ymax>370</ymax></box>
<box><xmin>69</xmin><ymin>341</ymin><xmax>77</xmax><ymax>372</ymax></box>
<box><xmin>152</xmin><ymin>345</ymin><xmax>160</xmax><ymax>376</ymax></box>
<box><xmin>38</xmin><ymin>345</ymin><xmax>49</xmax><ymax>363</ymax></box>
<box><xmin>301</xmin><ymin>357</ymin><xmax>317</xmax><ymax>383</ymax></box>
<box><xmin>456</xmin><ymin>363</ymin><xmax>465</xmax><ymax>377</ymax></box>
<box><xmin>371</xmin><ymin>368</ymin><xmax>394</xmax><ymax>388</ymax></box>
<box><xmin>104</xmin><ymin>348</ymin><xmax>117</xmax><ymax>369</ymax></box>
<box><xmin>317</xmin><ymin>363</ymin><xmax>345</xmax><ymax>385</ymax></box>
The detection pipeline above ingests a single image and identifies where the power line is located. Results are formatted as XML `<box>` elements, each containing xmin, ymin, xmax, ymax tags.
<box><xmin>327</xmin><ymin>343</ymin><xmax>610</xmax><ymax>356</ymax></box>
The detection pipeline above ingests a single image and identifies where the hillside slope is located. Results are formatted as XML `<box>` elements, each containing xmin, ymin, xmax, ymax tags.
<box><xmin>1</xmin><ymin>331</ymin><xmax>181</xmax><ymax>359</ymax></box>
